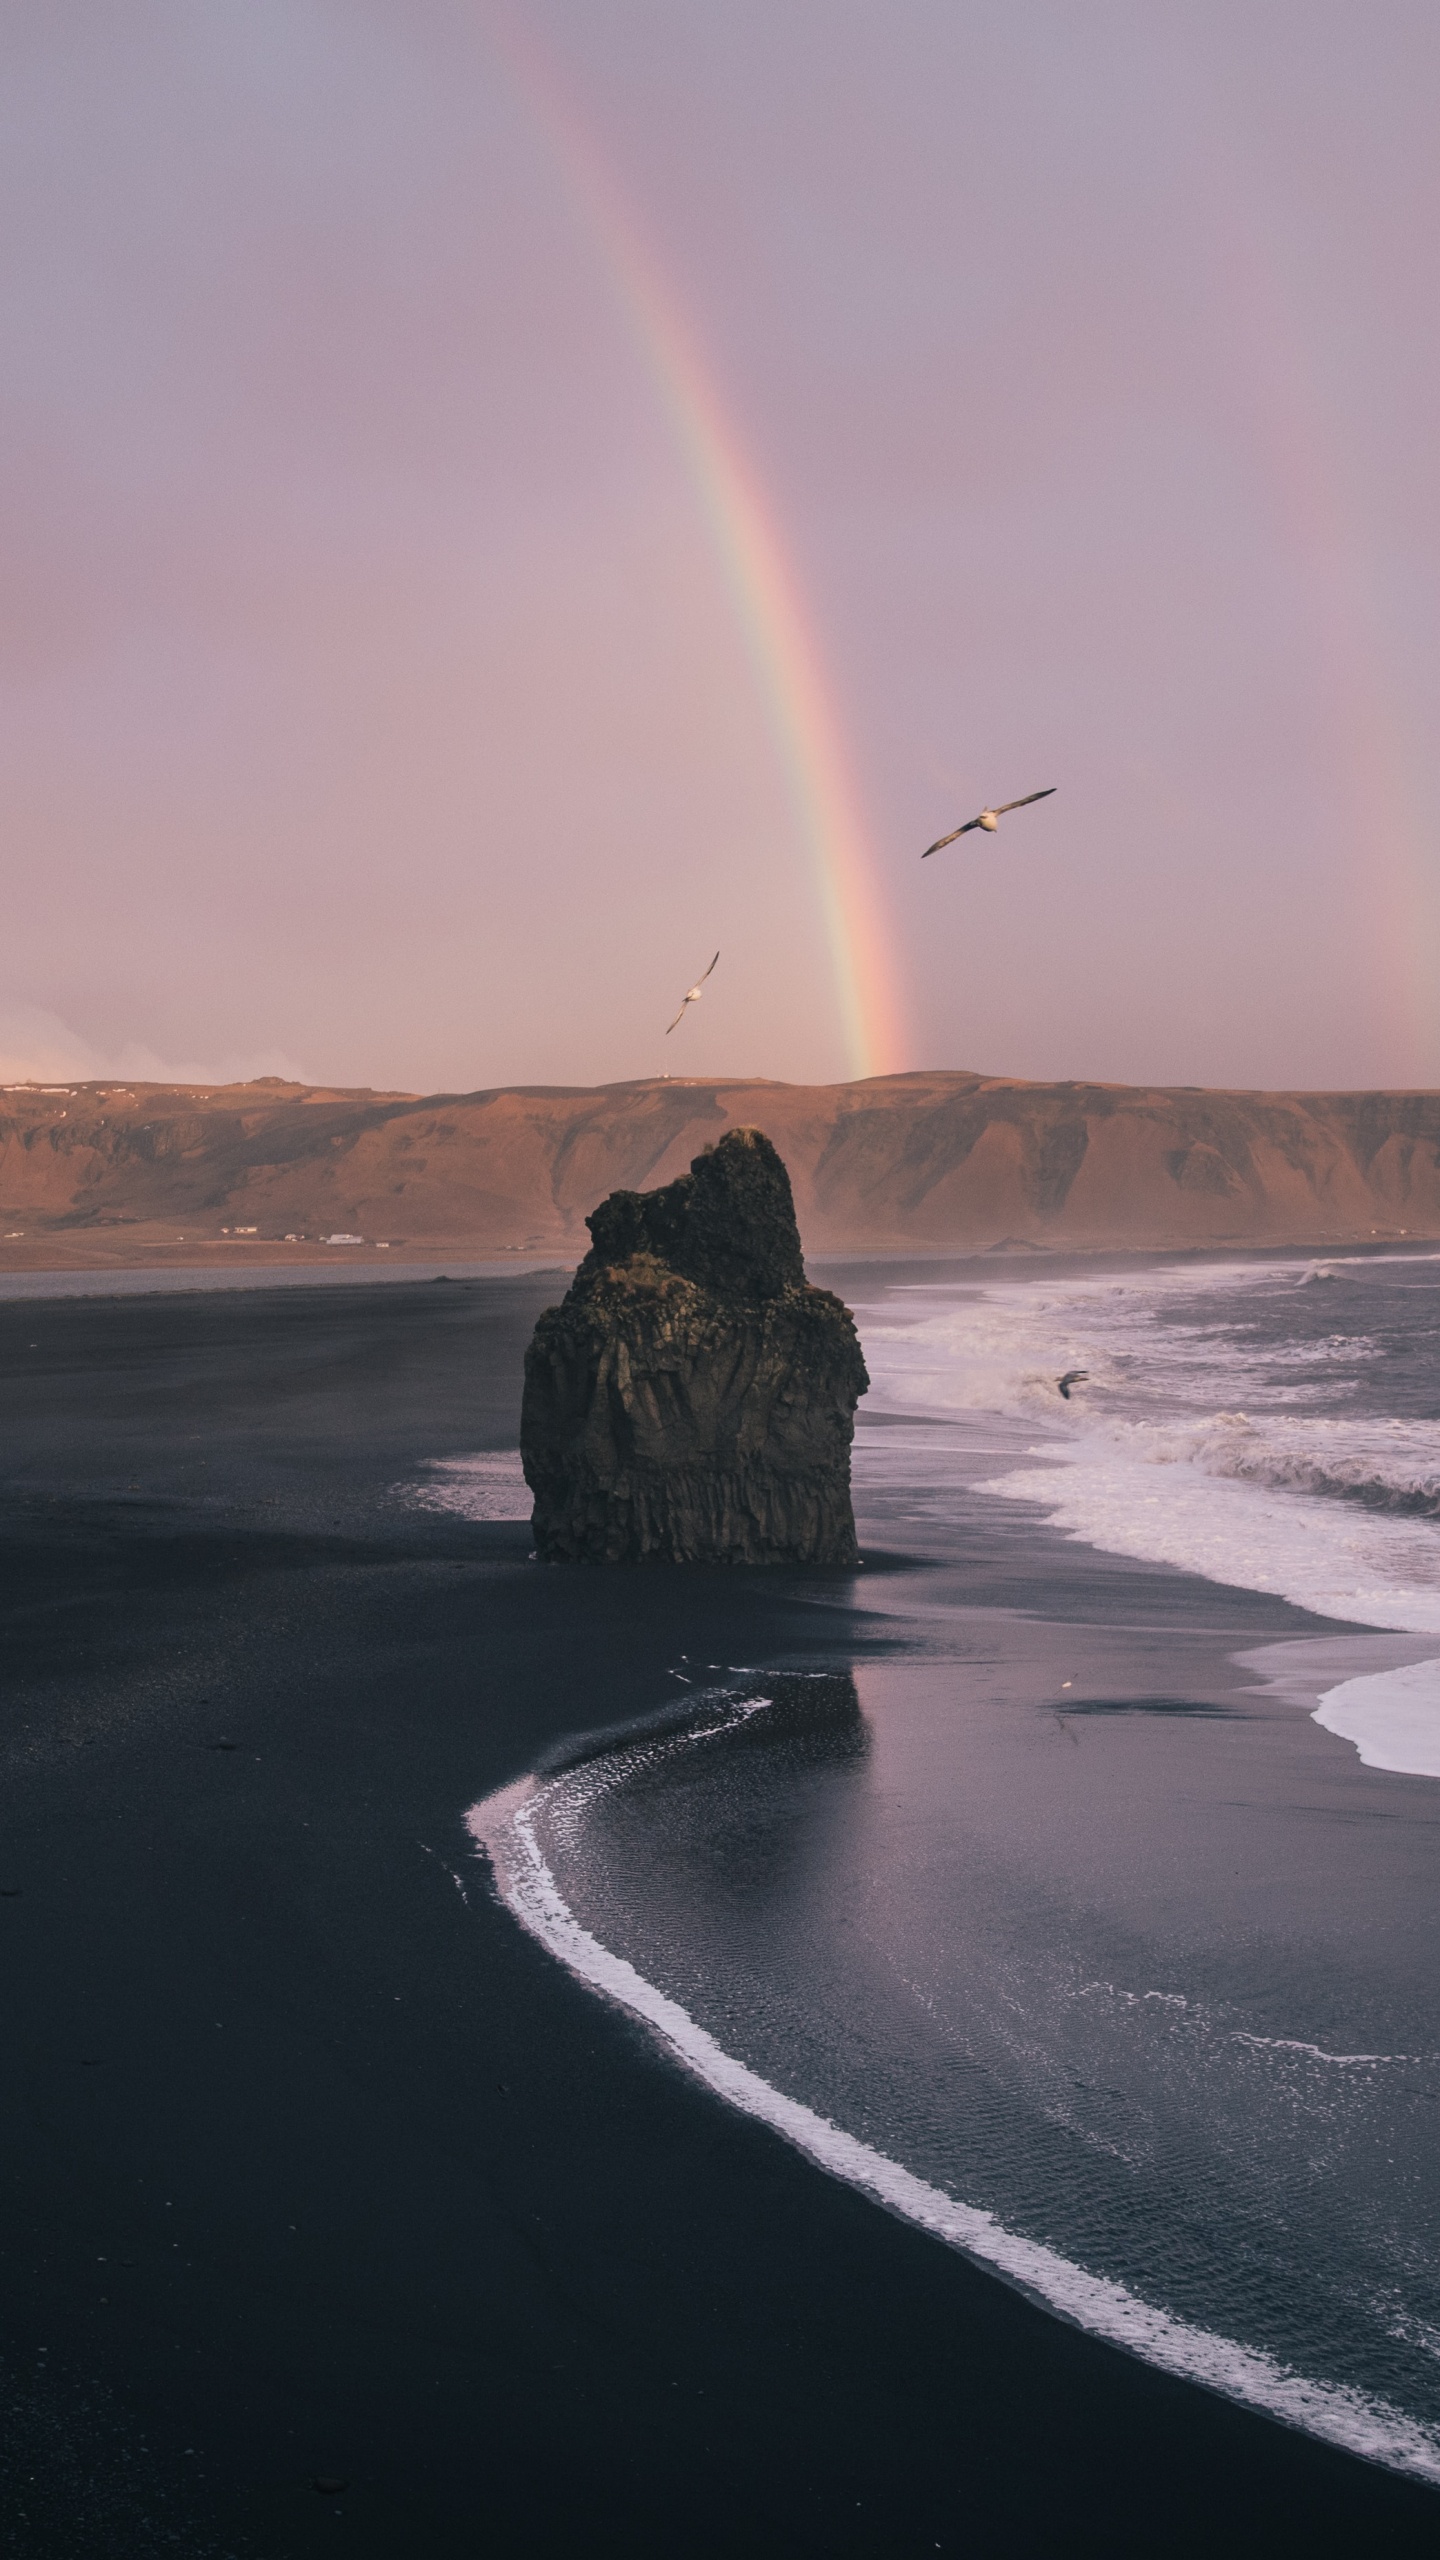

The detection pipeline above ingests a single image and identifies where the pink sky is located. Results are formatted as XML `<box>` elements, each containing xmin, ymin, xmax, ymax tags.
<box><xmin>2</xmin><ymin>1</ymin><xmax>1437</xmax><ymax>1093</ymax></box>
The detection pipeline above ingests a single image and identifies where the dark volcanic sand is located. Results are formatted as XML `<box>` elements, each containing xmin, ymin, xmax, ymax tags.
<box><xmin>1</xmin><ymin>1277</ymin><xmax>1437</xmax><ymax>2557</ymax></box>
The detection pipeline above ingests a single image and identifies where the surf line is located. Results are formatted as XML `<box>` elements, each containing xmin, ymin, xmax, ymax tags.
<box><xmin>468</xmin><ymin>1761</ymin><xmax>1440</xmax><ymax>2489</ymax></box>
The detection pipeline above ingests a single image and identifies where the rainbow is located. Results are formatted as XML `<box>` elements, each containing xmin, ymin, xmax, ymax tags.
<box><xmin>1229</xmin><ymin>216</ymin><xmax>1437</xmax><ymax>1063</ymax></box>
<box><xmin>484</xmin><ymin>15</ymin><xmax>907</xmax><ymax>1079</ymax></box>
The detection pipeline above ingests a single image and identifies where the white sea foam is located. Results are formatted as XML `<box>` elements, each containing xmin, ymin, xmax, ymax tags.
<box><xmin>852</xmin><ymin>1264</ymin><xmax>1440</xmax><ymax>1631</ymax></box>
<box><xmin>976</xmin><ymin>1446</ymin><xmax>1440</xmax><ymax>1632</ymax></box>
<box><xmin>468</xmin><ymin>1758</ymin><xmax>1440</xmax><ymax>2485</ymax></box>
<box><xmin>1314</xmin><ymin>1659</ymin><xmax>1440</xmax><ymax>1779</ymax></box>
<box><xmin>402</xmin><ymin>1450</ymin><xmax>531</xmax><ymax>1520</ymax></box>
<box><xmin>1229</xmin><ymin>2034</ymin><xmax>1417</xmax><ymax>2068</ymax></box>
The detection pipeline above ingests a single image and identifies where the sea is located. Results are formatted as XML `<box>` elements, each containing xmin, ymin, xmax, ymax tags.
<box><xmin>455</xmin><ymin>1247</ymin><xmax>1440</xmax><ymax>2483</ymax></box>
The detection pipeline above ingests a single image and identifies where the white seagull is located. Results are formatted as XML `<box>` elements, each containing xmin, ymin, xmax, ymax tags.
<box><xmin>666</xmin><ymin>951</ymin><xmax>720</xmax><ymax>1035</ymax></box>
<box><xmin>922</xmin><ymin>787</ymin><xmax>1056</xmax><ymax>859</ymax></box>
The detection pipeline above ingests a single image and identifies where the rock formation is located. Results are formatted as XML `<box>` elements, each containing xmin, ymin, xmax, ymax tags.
<box><xmin>520</xmin><ymin>1128</ymin><xmax>868</xmax><ymax>1564</ymax></box>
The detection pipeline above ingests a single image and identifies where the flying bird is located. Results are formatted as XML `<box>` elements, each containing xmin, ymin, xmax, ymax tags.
<box><xmin>922</xmin><ymin>788</ymin><xmax>1056</xmax><ymax>859</ymax></box>
<box><xmin>1056</xmin><ymin>1370</ymin><xmax>1089</xmax><ymax>1400</ymax></box>
<box><xmin>666</xmin><ymin>951</ymin><xmax>720</xmax><ymax>1035</ymax></box>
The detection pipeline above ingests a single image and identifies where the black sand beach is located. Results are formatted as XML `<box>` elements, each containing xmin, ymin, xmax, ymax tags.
<box><xmin>3</xmin><ymin>1276</ymin><xmax>1438</xmax><ymax>2556</ymax></box>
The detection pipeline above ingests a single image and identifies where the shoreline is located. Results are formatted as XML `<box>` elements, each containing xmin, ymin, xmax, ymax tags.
<box><xmin>1</xmin><ymin>1231</ymin><xmax>1438</xmax><ymax>1305</ymax></box>
<box><xmin>471</xmin><ymin>1666</ymin><xmax>1440</xmax><ymax>2486</ymax></box>
<box><xmin>2</xmin><ymin>1275</ymin><xmax>1437</xmax><ymax>2553</ymax></box>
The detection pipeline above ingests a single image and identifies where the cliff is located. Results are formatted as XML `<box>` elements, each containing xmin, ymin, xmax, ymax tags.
<box><xmin>520</xmin><ymin>1130</ymin><xmax>868</xmax><ymax>1564</ymax></box>
<box><xmin>1</xmin><ymin>1068</ymin><xmax>1438</xmax><ymax>1265</ymax></box>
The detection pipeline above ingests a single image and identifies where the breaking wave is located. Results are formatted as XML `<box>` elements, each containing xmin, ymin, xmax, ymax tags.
<box><xmin>469</xmin><ymin>1704</ymin><xmax>1440</xmax><ymax>2488</ymax></box>
<box><xmin>851</xmin><ymin>1259</ymin><xmax>1440</xmax><ymax>1632</ymax></box>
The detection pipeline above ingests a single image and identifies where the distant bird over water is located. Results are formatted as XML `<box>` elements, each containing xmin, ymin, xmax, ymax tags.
<box><xmin>922</xmin><ymin>788</ymin><xmax>1056</xmax><ymax>859</ymax></box>
<box><xmin>667</xmin><ymin>951</ymin><xmax>719</xmax><ymax>1035</ymax></box>
<box><xmin>1056</xmin><ymin>1369</ymin><xmax>1089</xmax><ymax>1400</ymax></box>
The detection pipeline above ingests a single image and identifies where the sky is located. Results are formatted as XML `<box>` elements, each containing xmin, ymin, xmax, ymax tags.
<box><xmin>2</xmin><ymin>0</ymin><xmax>1438</xmax><ymax>1095</ymax></box>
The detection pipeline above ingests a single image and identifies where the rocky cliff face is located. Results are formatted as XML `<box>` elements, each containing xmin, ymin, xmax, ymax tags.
<box><xmin>520</xmin><ymin>1129</ymin><xmax>868</xmax><ymax>1564</ymax></box>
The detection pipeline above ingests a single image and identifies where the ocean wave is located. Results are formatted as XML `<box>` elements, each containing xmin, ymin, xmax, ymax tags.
<box><xmin>854</xmin><ymin>1266</ymin><xmax>1440</xmax><ymax>1631</ymax></box>
<box><xmin>977</xmin><ymin>1449</ymin><xmax>1440</xmax><ymax>1632</ymax></box>
<box><xmin>1098</xmin><ymin>1411</ymin><xmax>1440</xmax><ymax>1520</ymax></box>
<box><xmin>469</xmin><ymin>1739</ymin><xmax>1440</xmax><ymax>2488</ymax></box>
<box><xmin>1039</xmin><ymin>1405</ymin><xmax>1440</xmax><ymax>1528</ymax></box>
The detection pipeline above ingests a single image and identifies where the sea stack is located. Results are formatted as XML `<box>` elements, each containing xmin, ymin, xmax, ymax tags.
<box><xmin>520</xmin><ymin>1128</ymin><xmax>868</xmax><ymax>1563</ymax></box>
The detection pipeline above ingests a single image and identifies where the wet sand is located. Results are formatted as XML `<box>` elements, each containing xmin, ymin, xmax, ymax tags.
<box><xmin>1</xmin><ymin>1276</ymin><xmax>1437</xmax><ymax>2555</ymax></box>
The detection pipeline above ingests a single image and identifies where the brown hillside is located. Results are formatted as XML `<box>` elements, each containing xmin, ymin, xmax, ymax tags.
<box><xmin>1</xmin><ymin>1069</ymin><xmax>1438</xmax><ymax>1269</ymax></box>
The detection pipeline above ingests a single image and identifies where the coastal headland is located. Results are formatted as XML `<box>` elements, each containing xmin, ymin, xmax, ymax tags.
<box><xmin>2</xmin><ymin>1069</ymin><xmax>1439</xmax><ymax>1269</ymax></box>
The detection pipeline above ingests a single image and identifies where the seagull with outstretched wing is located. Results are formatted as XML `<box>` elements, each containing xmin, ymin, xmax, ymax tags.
<box><xmin>667</xmin><ymin>951</ymin><xmax>720</xmax><ymax>1034</ymax></box>
<box><xmin>922</xmin><ymin>787</ymin><xmax>1056</xmax><ymax>859</ymax></box>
